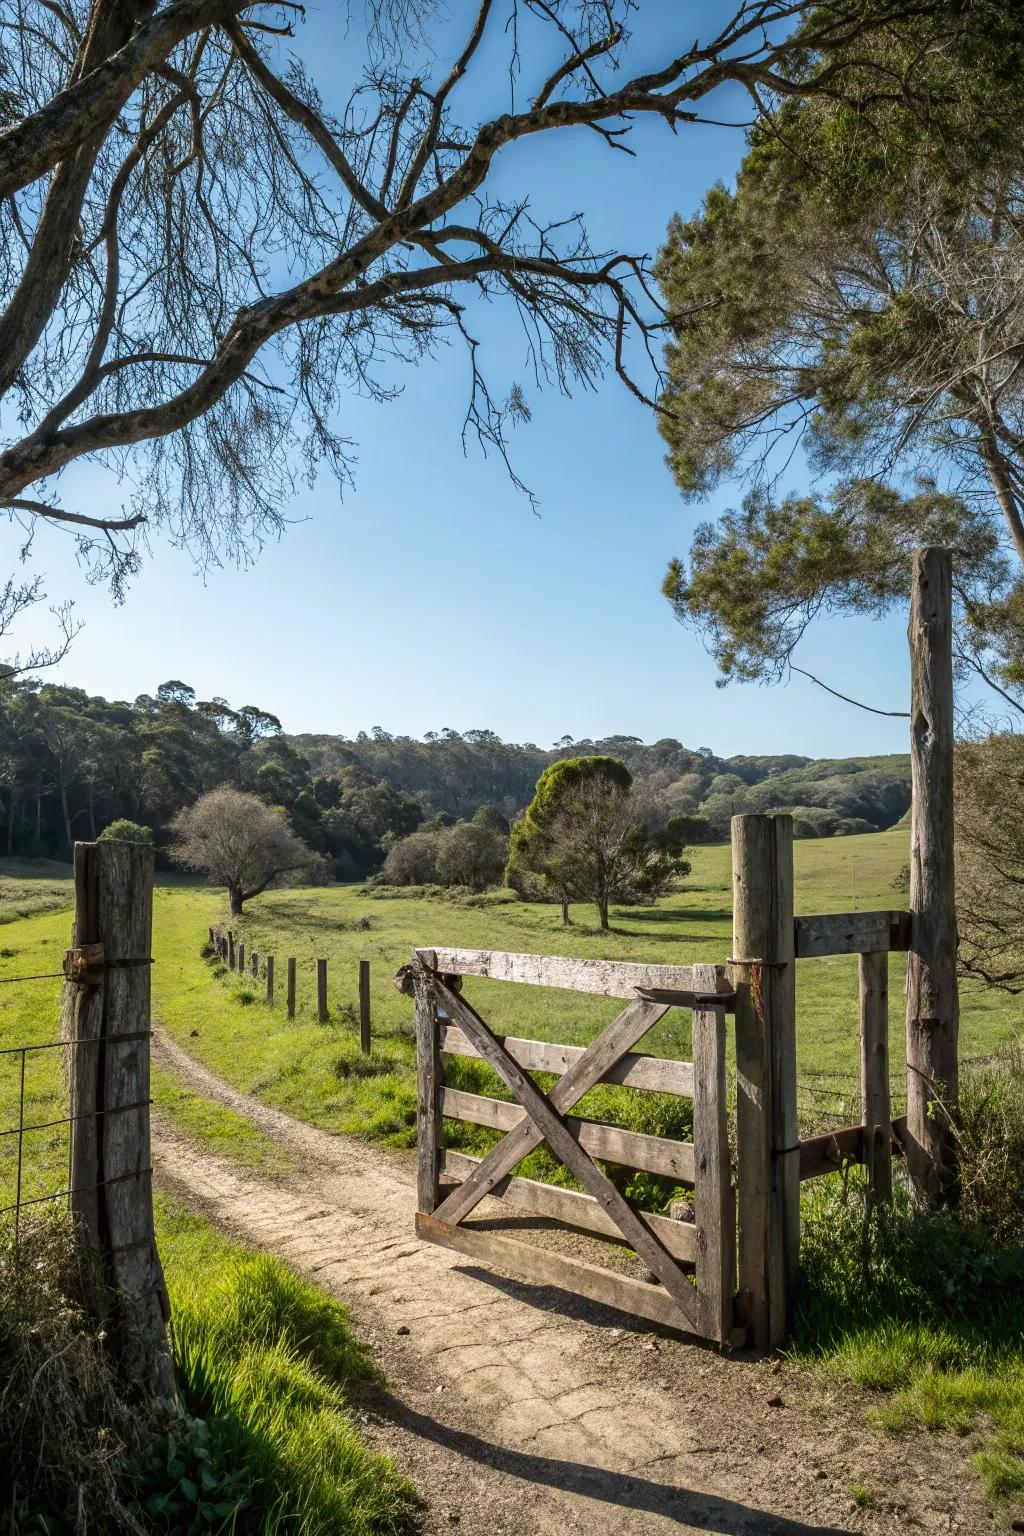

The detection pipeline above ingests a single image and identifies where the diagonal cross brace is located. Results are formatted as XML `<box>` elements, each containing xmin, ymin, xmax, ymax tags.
<box><xmin>432</xmin><ymin>983</ymin><xmax>669</xmax><ymax>1227</ymax></box>
<box><xmin>427</xmin><ymin>971</ymin><xmax>701</xmax><ymax>1329</ymax></box>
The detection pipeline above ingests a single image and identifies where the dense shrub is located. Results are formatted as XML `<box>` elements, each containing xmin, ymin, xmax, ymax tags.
<box><xmin>957</xmin><ymin>1045</ymin><xmax>1024</xmax><ymax>1245</ymax></box>
<box><xmin>381</xmin><ymin>810</ymin><xmax>507</xmax><ymax>891</ymax></box>
<box><xmin>98</xmin><ymin>818</ymin><xmax>155</xmax><ymax>845</ymax></box>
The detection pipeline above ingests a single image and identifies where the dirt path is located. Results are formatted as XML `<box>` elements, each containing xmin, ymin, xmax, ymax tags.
<box><xmin>152</xmin><ymin>1029</ymin><xmax>988</xmax><ymax>1536</ymax></box>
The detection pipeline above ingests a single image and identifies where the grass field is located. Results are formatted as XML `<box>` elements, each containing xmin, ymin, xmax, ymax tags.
<box><xmin>1</xmin><ymin>828</ymin><xmax>1020</xmax><ymax>1208</ymax></box>
<box><xmin>1</xmin><ymin>838</ymin><xmax>1022</xmax><ymax>1521</ymax></box>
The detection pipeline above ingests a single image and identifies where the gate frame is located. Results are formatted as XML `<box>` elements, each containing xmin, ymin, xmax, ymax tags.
<box><xmin>409</xmin><ymin>947</ymin><xmax>741</xmax><ymax>1347</ymax></box>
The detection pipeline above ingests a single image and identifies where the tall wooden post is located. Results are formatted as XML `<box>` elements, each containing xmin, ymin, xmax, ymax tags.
<box><xmin>730</xmin><ymin>813</ymin><xmax>797</xmax><ymax>1350</ymax></box>
<box><xmin>227</xmin><ymin>931</ymin><xmax>235</xmax><ymax>969</ymax></box>
<box><xmin>287</xmin><ymin>957</ymin><xmax>296</xmax><ymax>1019</ymax></box>
<box><xmin>266</xmin><ymin>954</ymin><xmax>275</xmax><ymax>1006</ymax></box>
<box><xmin>237</xmin><ymin>942</ymin><xmax>245</xmax><ymax>976</ymax></box>
<box><xmin>65</xmin><ymin>841</ymin><xmax>174</xmax><ymax>1397</ymax></box>
<box><xmin>906</xmin><ymin>546</ymin><xmax>959</xmax><ymax>1204</ymax></box>
<box><xmin>414</xmin><ymin>956</ymin><xmax>442</xmax><ymax>1214</ymax></box>
<box><xmin>317</xmin><ymin>958</ymin><xmax>328</xmax><ymax>1022</ymax></box>
<box><xmin>359</xmin><ymin>959</ymin><xmax>371</xmax><ymax>1054</ymax></box>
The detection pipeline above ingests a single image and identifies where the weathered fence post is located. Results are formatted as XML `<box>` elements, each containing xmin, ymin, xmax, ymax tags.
<box><xmin>251</xmin><ymin>950</ymin><xmax>258</xmax><ymax>978</ymax></box>
<box><xmin>730</xmin><ymin>812</ymin><xmax>797</xmax><ymax>1351</ymax></box>
<box><xmin>266</xmin><ymin>954</ymin><xmax>274</xmax><ymax>1006</ymax></box>
<box><xmin>287</xmin><ymin>957</ymin><xmax>296</xmax><ymax>1019</ymax></box>
<box><xmin>359</xmin><ymin>959</ymin><xmax>371</xmax><ymax>1054</ymax></box>
<box><xmin>906</xmin><ymin>546</ymin><xmax>959</xmax><ymax>1205</ymax></box>
<box><xmin>227</xmin><ymin>931</ymin><xmax>235</xmax><ymax>969</ymax></box>
<box><xmin>317</xmin><ymin>958</ymin><xmax>328</xmax><ymax>1022</ymax></box>
<box><xmin>414</xmin><ymin>955</ymin><xmax>442</xmax><ymax>1213</ymax></box>
<box><xmin>860</xmin><ymin>951</ymin><xmax>892</xmax><ymax>1203</ymax></box>
<box><xmin>237</xmin><ymin>941</ymin><xmax>245</xmax><ymax>976</ymax></box>
<box><xmin>65</xmin><ymin>840</ymin><xmax>174</xmax><ymax>1397</ymax></box>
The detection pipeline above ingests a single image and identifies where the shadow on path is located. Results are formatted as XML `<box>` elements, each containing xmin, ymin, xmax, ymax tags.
<box><xmin>376</xmin><ymin>1394</ymin><xmax>856</xmax><ymax>1535</ymax></box>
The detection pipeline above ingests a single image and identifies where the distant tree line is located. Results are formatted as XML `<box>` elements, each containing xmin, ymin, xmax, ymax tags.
<box><xmin>0</xmin><ymin>677</ymin><xmax>912</xmax><ymax>873</ymax></box>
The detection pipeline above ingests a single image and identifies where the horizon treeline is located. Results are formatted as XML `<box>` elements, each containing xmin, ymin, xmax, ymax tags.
<box><xmin>0</xmin><ymin>679</ymin><xmax>912</xmax><ymax>876</ymax></box>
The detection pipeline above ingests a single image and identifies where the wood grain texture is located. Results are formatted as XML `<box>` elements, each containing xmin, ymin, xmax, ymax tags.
<box><xmin>416</xmin><ymin>1212</ymin><xmax>699</xmax><ymax>1334</ymax></box>
<box><xmin>438</xmin><ymin>1022</ymin><xmax>694</xmax><ymax>1098</ymax></box>
<box><xmin>432</xmin><ymin>993</ymin><xmax>671</xmax><ymax>1228</ymax></box>
<box><xmin>69</xmin><ymin>842</ymin><xmax>174</xmax><ymax>1397</ymax></box>
<box><xmin>860</xmin><ymin>951</ymin><xmax>892</xmax><ymax>1203</ymax></box>
<box><xmin>439</xmin><ymin>1151</ymin><xmax>699</xmax><ymax>1264</ymax></box>
<box><xmin>730</xmin><ymin>813</ymin><xmax>797</xmax><ymax>1351</ymax></box>
<box><xmin>414</xmin><ymin>946</ymin><xmax>731</xmax><ymax>1000</ymax></box>
<box><xmin>794</xmin><ymin>910</ymin><xmax>912</xmax><ymax>958</ymax></box>
<box><xmin>439</xmin><ymin>1085</ymin><xmax>696</xmax><ymax>1182</ymax></box>
<box><xmin>691</xmin><ymin>963</ymin><xmax>734</xmax><ymax>1346</ymax></box>
<box><xmin>906</xmin><ymin>547</ymin><xmax>959</xmax><ymax>1204</ymax></box>
<box><xmin>415</xmin><ymin>963</ymin><xmax>442</xmax><ymax>1214</ymax></box>
<box><xmin>428</xmin><ymin>977</ymin><xmax>700</xmax><ymax>1329</ymax></box>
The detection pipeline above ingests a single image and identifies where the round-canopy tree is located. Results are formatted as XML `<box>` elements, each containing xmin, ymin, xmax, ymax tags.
<box><xmin>169</xmin><ymin>786</ymin><xmax>321</xmax><ymax>912</ymax></box>
<box><xmin>507</xmin><ymin>755</ymin><xmax>689</xmax><ymax>930</ymax></box>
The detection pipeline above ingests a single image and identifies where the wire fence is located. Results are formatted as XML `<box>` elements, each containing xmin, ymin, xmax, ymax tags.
<box><xmin>0</xmin><ymin>962</ymin><xmax>154</xmax><ymax>1247</ymax></box>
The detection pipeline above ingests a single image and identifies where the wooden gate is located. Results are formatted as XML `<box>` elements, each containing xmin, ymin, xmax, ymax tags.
<box><xmin>407</xmin><ymin>947</ymin><xmax>742</xmax><ymax>1348</ymax></box>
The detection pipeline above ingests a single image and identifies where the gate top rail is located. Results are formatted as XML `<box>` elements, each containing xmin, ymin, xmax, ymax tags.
<box><xmin>414</xmin><ymin>946</ymin><xmax>734</xmax><ymax>1002</ymax></box>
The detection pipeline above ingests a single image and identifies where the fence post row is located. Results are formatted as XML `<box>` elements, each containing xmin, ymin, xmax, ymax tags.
<box><xmin>730</xmin><ymin>812</ymin><xmax>798</xmax><ymax>1352</ymax></box>
<box><xmin>65</xmin><ymin>840</ymin><xmax>174</xmax><ymax>1398</ymax></box>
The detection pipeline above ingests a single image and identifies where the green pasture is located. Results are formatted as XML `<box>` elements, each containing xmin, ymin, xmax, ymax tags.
<box><xmin>1</xmin><ymin>829</ymin><xmax>1020</xmax><ymax>1209</ymax></box>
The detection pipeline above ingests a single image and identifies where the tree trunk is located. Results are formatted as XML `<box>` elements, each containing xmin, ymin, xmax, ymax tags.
<box><xmin>560</xmin><ymin>897</ymin><xmax>571</xmax><ymax>926</ymax></box>
<box><xmin>60</xmin><ymin>770</ymin><xmax>73</xmax><ymax>855</ymax></box>
<box><xmin>598</xmin><ymin>895</ymin><xmax>610</xmax><ymax>931</ymax></box>
<box><xmin>229</xmin><ymin>882</ymin><xmax>243</xmax><ymax>915</ymax></box>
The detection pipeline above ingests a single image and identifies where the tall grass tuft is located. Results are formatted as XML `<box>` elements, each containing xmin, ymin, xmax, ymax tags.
<box><xmin>170</xmin><ymin>1250</ymin><xmax>419</xmax><ymax>1536</ymax></box>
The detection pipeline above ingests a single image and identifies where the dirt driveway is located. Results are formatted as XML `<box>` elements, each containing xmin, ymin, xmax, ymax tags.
<box><xmin>153</xmin><ymin>1029</ymin><xmax>989</xmax><ymax>1536</ymax></box>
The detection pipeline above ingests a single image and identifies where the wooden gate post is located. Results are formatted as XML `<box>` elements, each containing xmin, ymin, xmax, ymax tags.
<box><xmin>906</xmin><ymin>547</ymin><xmax>959</xmax><ymax>1205</ymax></box>
<box><xmin>65</xmin><ymin>840</ymin><xmax>174</xmax><ymax>1398</ymax></box>
<box><xmin>359</xmin><ymin>960</ymin><xmax>371</xmax><ymax>1054</ymax></box>
<box><xmin>317</xmin><ymin>958</ymin><xmax>328</xmax><ymax>1022</ymax></box>
<box><xmin>730</xmin><ymin>813</ymin><xmax>797</xmax><ymax>1350</ymax></box>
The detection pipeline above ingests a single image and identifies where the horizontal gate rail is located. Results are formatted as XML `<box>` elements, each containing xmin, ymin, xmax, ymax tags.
<box><xmin>439</xmin><ymin>1149</ymin><xmax>699</xmax><ymax>1263</ymax></box>
<box><xmin>439</xmin><ymin>1022</ymin><xmax>695</xmax><ymax>1097</ymax></box>
<box><xmin>413</xmin><ymin>946</ymin><xmax>734</xmax><ymax>1002</ymax></box>
<box><xmin>408</xmin><ymin>949</ymin><xmax>740</xmax><ymax>1348</ymax></box>
<box><xmin>793</xmin><ymin>910</ymin><xmax>912</xmax><ymax>958</ymax></box>
<box><xmin>440</xmin><ymin>1085</ymin><xmax>696</xmax><ymax>1181</ymax></box>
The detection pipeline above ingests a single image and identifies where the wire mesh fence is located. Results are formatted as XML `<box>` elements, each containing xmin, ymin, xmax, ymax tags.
<box><xmin>0</xmin><ymin>962</ymin><xmax>154</xmax><ymax>1247</ymax></box>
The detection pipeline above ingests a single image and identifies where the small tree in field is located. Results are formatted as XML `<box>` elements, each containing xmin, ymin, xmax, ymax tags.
<box><xmin>170</xmin><ymin>787</ymin><xmax>320</xmax><ymax>913</ymax></box>
<box><xmin>507</xmin><ymin>756</ymin><xmax>689</xmax><ymax>930</ymax></box>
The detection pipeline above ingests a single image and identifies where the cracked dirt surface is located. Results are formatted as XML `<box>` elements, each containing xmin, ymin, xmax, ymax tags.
<box><xmin>153</xmin><ymin>1028</ymin><xmax>991</xmax><ymax>1536</ymax></box>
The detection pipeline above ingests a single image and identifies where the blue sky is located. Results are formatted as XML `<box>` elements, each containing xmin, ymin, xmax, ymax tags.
<box><xmin>5</xmin><ymin>2</ymin><xmax>918</xmax><ymax>758</ymax></box>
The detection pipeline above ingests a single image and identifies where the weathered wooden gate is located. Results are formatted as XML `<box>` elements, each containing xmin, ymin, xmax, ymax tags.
<box><xmin>408</xmin><ymin>947</ymin><xmax>741</xmax><ymax>1348</ymax></box>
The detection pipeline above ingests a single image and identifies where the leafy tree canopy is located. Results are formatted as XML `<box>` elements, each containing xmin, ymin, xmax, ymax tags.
<box><xmin>656</xmin><ymin>0</ymin><xmax>1024</xmax><ymax>705</ymax></box>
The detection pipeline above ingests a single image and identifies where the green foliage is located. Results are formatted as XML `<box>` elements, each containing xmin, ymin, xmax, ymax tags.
<box><xmin>655</xmin><ymin>4</ymin><xmax>1024</xmax><ymax>696</ymax></box>
<box><xmin>98</xmin><ymin>817</ymin><xmax>155</xmax><ymax>845</ymax></box>
<box><xmin>796</xmin><ymin>1166</ymin><xmax>1024</xmax><ymax>1512</ymax></box>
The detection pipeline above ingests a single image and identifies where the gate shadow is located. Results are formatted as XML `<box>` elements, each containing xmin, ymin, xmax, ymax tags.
<box><xmin>373</xmin><ymin>1390</ymin><xmax>857</xmax><ymax>1534</ymax></box>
